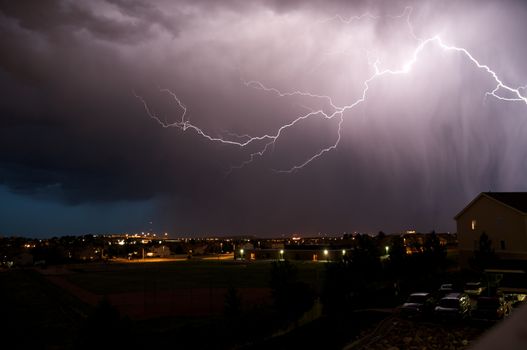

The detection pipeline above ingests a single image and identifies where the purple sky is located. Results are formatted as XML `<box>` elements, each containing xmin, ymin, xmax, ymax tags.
<box><xmin>1</xmin><ymin>0</ymin><xmax>526</xmax><ymax>237</ymax></box>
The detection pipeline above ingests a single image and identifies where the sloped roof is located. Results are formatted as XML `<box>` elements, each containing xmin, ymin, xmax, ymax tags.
<box><xmin>454</xmin><ymin>192</ymin><xmax>527</xmax><ymax>219</ymax></box>
<box><xmin>483</xmin><ymin>192</ymin><xmax>527</xmax><ymax>214</ymax></box>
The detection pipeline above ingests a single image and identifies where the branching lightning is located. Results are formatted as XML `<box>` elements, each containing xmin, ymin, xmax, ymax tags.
<box><xmin>136</xmin><ymin>7</ymin><xmax>526</xmax><ymax>173</ymax></box>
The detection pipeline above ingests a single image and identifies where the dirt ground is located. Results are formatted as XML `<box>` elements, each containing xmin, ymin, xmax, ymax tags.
<box><xmin>39</xmin><ymin>265</ymin><xmax>272</xmax><ymax>319</ymax></box>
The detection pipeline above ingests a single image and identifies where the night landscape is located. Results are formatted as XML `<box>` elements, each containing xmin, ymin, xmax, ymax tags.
<box><xmin>1</xmin><ymin>1</ymin><xmax>527</xmax><ymax>349</ymax></box>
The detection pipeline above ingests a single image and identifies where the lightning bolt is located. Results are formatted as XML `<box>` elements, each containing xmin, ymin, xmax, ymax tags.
<box><xmin>319</xmin><ymin>6</ymin><xmax>411</xmax><ymax>25</ymax></box>
<box><xmin>321</xmin><ymin>6</ymin><xmax>419</xmax><ymax>41</ymax></box>
<box><xmin>136</xmin><ymin>7</ymin><xmax>526</xmax><ymax>174</ymax></box>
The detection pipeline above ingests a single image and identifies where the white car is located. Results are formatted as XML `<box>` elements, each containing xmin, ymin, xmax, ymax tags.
<box><xmin>435</xmin><ymin>293</ymin><xmax>472</xmax><ymax>319</ymax></box>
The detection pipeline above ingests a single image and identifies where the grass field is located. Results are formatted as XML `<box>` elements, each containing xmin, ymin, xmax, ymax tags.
<box><xmin>64</xmin><ymin>259</ymin><xmax>326</xmax><ymax>294</ymax></box>
<box><xmin>0</xmin><ymin>260</ymin><xmax>331</xmax><ymax>349</ymax></box>
<box><xmin>0</xmin><ymin>269</ymin><xmax>90</xmax><ymax>349</ymax></box>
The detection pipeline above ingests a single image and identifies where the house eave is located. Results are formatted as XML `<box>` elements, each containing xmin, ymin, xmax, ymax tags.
<box><xmin>454</xmin><ymin>193</ymin><xmax>527</xmax><ymax>221</ymax></box>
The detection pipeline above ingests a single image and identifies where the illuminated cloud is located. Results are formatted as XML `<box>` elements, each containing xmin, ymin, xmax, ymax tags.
<box><xmin>0</xmin><ymin>0</ymin><xmax>526</xmax><ymax>236</ymax></box>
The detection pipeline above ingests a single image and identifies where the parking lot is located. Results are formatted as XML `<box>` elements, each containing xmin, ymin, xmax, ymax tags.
<box><xmin>398</xmin><ymin>281</ymin><xmax>525</xmax><ymax>323</ymax></box>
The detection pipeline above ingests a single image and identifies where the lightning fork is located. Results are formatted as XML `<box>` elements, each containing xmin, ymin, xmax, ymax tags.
<box><xmin>136</xmin><ymin>8</ymin><xmax>526</xmax><ymax>173</ymax></box>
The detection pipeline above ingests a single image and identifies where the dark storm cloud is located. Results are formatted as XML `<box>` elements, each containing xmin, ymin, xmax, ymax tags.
<box><xmin>0</xmin><ymin>0</ymin><xmax>181</xmax><ymax>43</ymax></box>
<box><xmin>1</xmin><ymin>0</ymin><xmax>526</xmax><ymax>236</ymax></box>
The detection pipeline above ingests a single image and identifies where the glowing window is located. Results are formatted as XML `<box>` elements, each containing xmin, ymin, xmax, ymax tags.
<box><xmin>471</xmin><ymin>220</ymin><xmax>477</xmax><ymax>230</ymax></box>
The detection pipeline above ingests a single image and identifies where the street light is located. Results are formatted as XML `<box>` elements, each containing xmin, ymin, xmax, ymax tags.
<box><xmin>280</xmin><ymin>249</ymin><xmax>284</xmax><ymax>260</ymax></box>
<box><xmin>240</xmin><ymin>248</ymin><xmax>244</xmax><ymax>260</ymax></box>
<box><xmin>342</xmin><ymin>249</ymin><xmax>346</xmax><ymax>255</ymax></box>
<box><xmin>323</xmin><ymin>249</ymin><xmax>329</xmax><ymax>261</ymax></box>
<box><xmin>385</xmin><ymin>246</ymin><xmax>390</xmax><ymax>255</ymax></box>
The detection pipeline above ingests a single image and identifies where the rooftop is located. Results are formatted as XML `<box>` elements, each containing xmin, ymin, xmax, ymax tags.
<box><xmin>455</xmin><ymin>192</ymin><xmax>527</xmax><ymax>219</ymax></box>
<box><xmin>484</xmin><ymin>192</ymin><xmax>527</xmax><ymax>214</ymax></box>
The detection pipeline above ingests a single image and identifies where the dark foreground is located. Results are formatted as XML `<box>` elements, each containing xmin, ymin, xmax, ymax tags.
<box><xmin>0</xmin><ymin>261</ymin><xmax>495</xmax><ymax>350</ymax></box>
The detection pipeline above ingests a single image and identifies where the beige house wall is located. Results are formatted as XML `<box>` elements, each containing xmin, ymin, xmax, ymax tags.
<box><xmin>457</xmin><ymin>195</ymin><xmax>527</xmax><ymax>264</ymax></box>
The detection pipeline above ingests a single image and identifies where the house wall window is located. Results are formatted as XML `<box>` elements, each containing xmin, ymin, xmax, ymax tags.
<box><xmin>500</xmin><ymin>240</ymin><xmax>506</xmax><ymax>250</ymax></box>
<box><xmin>471</xmin><ymin>220</ymin><xmax>477</xmax><ymax>230</ymax></box>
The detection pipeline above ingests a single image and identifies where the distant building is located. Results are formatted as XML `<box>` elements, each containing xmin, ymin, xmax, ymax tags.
<box><xmin>400</xmin><ymin>232</ymin><xmax>456</xmax><ymax>255</ymax></box>
<box><xmin>241</xmin><ymin>246</ymin><xmax>348</xmax><ymax>262</ymax></box>
<box><xmin>151</xmin><ymin>245</ymin><xmax>171</xmax><ymax>258</ymax></box>
<box><xmin>455</xmin><ymin>192</ymin><xmax>527</xmax><ymax>267</ymax></box>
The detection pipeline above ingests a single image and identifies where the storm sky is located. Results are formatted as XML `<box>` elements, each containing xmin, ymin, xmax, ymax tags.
<box><xmin>1</xmin><ymin>0</ymin><xmax>526</xmax><ymax>237</ymax></box>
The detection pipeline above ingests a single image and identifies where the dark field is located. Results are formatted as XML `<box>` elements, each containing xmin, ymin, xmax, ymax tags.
<box><xmin>45</xmin><ymin>259</ymin><xmax>326</xmax><ymax>319</ymax></box>
<box><xmin>0</xmin><ymin>269</ymin><xmax>90</xmax><ymax>349</ymax></box>
<box><xmin>0</xmin><ymin>260</ymin><xmax>499</xmax><ymax>350</ymax></box>
<box><xmin>0</xmin><ymin>260</ymin><xmax>342</xmax><ymax>350</ymax></box>
<box><xmin>64</xmin><ymin>259</ymin><xmax>326</xmax><ymax>293</ymax></box>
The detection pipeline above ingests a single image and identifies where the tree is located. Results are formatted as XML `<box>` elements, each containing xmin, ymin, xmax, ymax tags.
<box><xmin>224</xmin><ymin>286</ymin><xmax>242</xmax><ymax>320</ymax></box>
<box><xmin>353</xmin><ymin>234</ymin><xmax>381</xmax><ymax>270</ymax></box>
<box><xmin>76</xmin><ymin>297</ymin><xmax>135</xmax><ymax>349</ymax></box>
<box><xmin>388</xmin><ymin>236</ymin><xmax>406</xmax><ymax>266</ymax></box>
<box><xmin>472</xmin><ymin>231</ymin><xmax>497</xmax><ymax>271</ymax></box>
<box><xmin>269</xmin><ymin>261</ymin><xmax>315</xmax><ymax>321</ymax></box>
<box><xmin>322</xmin><ymin>234</ymin><xmax>387</xmax><ymax>314</ymax></box>
<box><xmin>423</xmin><ymin>231</ymin><xmax>447</xmax><ymax>270</ymax></box>
<box><xmin>322</xmin><ymin>261</ymin><xmax>355</xmax><ymax>315</ymax></box>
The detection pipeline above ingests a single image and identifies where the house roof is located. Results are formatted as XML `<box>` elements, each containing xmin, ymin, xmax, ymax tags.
<box><xmin>454</xmin><ymin>192</ymin><xmax>527</xmax><ymax>219</ymax></box>
<box><xmin>483</xmin><ymin>192</ymin><xmax>527</xmax><ymax>214</ymax></box>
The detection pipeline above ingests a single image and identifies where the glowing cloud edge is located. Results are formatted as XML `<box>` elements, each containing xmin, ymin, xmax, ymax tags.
<box><xmin>135</xmin><ymin>8</ymin><xmax>526</xmax><ymax>174</ymax></box>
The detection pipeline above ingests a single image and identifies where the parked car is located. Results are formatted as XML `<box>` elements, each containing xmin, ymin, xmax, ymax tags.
<box><xmin>506</xmin><ymin>293</ymin><xmax>526</xmax><ymax>309</ymax></box>
<box><xmin>464</xmin><ymin>282</ymin><xmax>485</xmax><ymax>296</ymax></box>
<box><xmin>435</xmin><ymin>293</ymin><xmax>471</xmax><ymax>319</ymax></box>
<box><xmin>400</xmin><ymin>292</ymin><xmax>437</xmax><ymax>317</ymax></box>
<box><xmin>439</xmin><ymin>283</ymin><xmax>454</xmax><ymax>295</ymax></box>
<box><xmin>472</xmin><ymin>296</ymin><xmax>511</xmax><ymax>320</ymax></box>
